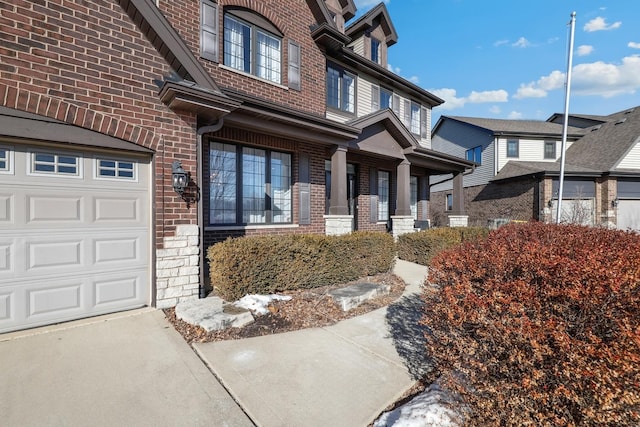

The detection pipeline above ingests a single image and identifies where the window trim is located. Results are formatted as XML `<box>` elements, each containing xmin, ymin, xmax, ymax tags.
<box><xmin>0</xmin><ymin>145</ymin><xmax>14</xmax><ymax>175</ymax></box>
<box><xmin>28</xmin><ymin>150</ymin><xmax>82</xmax><ymax>178</ymax></box>
<box><xmin>506</xmin><ymin>139</ymin><xmax>519</xmax><ymax>158</ymax></box>
<box><xmin>371</xmin><ymin>37</ymin><xmax>381</xmax><ymax>64</ymax></box>
<box><xmin>377</xmin><ymin>169</ymin><xmax>390</xmax><ymax>222</ymax></box>
<box><xmin>208</xmin><ymin>142</ymin><xmax>292</xmax><ymax>226</ymax></box>
<box><xmin>223</xmin><ymin>11</ymin><xmax>283</xmax><ymax>84</ymax></box>
<box><xmin>326</xmin><ymin>63</ymin><xmax>356</xmax><ymax>115</ymax></box>
<box><xmin>544</xmin><ymin>141</ymin><xmax>556</xmax><ymax>159</ymax></box>
<box><xmin>94</xmin><ymin>157</ymin><xmax>137</xmax><ymax>181</ymax></box>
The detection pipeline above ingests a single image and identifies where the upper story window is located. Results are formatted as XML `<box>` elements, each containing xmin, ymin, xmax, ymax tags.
<box><xmin>466</xmin><ymin>146</ymin><xmax>482</xmax><ymax>164</ymax></box>
<box><xmin>224</xmin><ymin>12</ymin><xmax>282</xmax><ymax>84</ymax></box>
<box><xmin>507</xmin><ymin>139</ymin><xmax>519</xmax><ymax>158</ymax></box>
<box><xmin>371</xmin><ymin>38</ymin><xmax>381</xmax><ymax>64</ymax></box>
<box><xmin>327</xmin><ymin>63</ymin><xmax>355</xmax><ymax>114</ymax></box>
<box><xmin>544</xmin><ymin>141</ymin><xmax>556</xmax><ymax>159</ymax></box>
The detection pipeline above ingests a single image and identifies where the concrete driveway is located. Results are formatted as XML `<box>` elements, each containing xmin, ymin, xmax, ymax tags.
<box><xmin>0</xmin><ymin>308</ymin><xmax>253</xmax><ymax>427</ymax></box>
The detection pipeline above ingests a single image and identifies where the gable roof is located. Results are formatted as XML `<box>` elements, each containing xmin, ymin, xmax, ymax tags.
<box><xmin>435</xmin><ymin>116</ymin><xmax>585</xmax><ymax>139</ymax></box>
<box><xmin>345</xmin><ymin>3</ymin><xmax>398</xmax><ymax>47</ymax></box>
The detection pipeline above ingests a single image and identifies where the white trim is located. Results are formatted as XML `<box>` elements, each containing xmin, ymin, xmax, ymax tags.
<box><xmin>94</xmin><ymin>156</ymin><xmax>138</xmax><ymax>182</ymax></box>
<box><xmin>0</xmin><ymin>144</ymin><xmax>14</xmax><ymax>175</ymax></box>
<box><xmin>27</xmin><ymin>149</ymin><xmax>83</xmax><ymax>179</ymax></box>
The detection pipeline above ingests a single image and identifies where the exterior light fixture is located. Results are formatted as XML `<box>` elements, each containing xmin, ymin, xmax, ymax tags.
<box><xmin>612</xmin><ymin>198</ymin><xmax>619</xmax><ymax>208</ymax></box>
<box><xmin>171</xmin><ymin>160</ymin><xmax>188</xmax><ymax>196</ymax></box>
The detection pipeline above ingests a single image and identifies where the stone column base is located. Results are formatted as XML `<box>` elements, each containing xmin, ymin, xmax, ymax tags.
<box><xmin>448</xmin><ymin>215</ymin><xmax>469</xmax><ymax>227</ymax></box>
<box><xmin>155</xmin><ymin>224</ymin><xmax>200</xmax><ymax>309</ymax></box>
<box><xmin>391</xmin><ymin>216</ymin><xmax>416</xmax><ymax>240</ymax></box>
<box><xmin>324</xmin><ymin>215</ymin><xmax>353</xmax><ymax>236</ymax></box>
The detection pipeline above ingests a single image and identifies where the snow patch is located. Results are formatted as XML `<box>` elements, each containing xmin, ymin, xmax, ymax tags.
<box><xmin>234</xmin><ymin>294</ymin><xmax>292</xmax><ymax>315</ymax></box>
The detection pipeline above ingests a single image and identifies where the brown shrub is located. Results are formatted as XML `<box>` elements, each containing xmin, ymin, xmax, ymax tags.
<box><xmin>422</xmin><ymin>222</ymin><xmax>640</xmax><ymax>426</ymax></box>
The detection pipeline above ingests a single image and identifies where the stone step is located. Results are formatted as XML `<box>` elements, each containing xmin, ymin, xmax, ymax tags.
<box><xmin>328</xmin><ymin>282</ymin><xmax>391</xmax><ymax>311</ymax></box>
<box><xmin>175</xmin><ymin>297</ymin><xmax>254</xmax><ymax>332</ymax></box>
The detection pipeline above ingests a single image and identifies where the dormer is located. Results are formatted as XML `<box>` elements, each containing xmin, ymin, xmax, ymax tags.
<box><xmin>345</xmin><ymin>3</ymin><xmax>397</xmax><ymax>67</ymax></box>
<box><xmin>323</xmin><ymin>0</ymin><xmax>356</xmax><ymax>33</ymax></box>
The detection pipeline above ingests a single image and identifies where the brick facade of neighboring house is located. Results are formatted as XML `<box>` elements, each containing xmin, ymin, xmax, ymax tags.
<box><xmin>0</xmin><ymin>0</ymin><xmax>474</xmax><ymax>333</ymax></box>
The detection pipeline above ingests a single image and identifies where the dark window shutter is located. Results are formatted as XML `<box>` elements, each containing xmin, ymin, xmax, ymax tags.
<box><xmin>371</xmin><ymin>85</ymin><xmax>380</xmax><ymax>111</ymax></box>
<box><xmin>420</xmin><ymin>106</ymin><xmax>428</xmax><ymax>139</ymax></box>
<box><xmin>299</xmin><ymin>153</ymin><xmax>311</xmax><ymax>224</ymax></box>
<box><xmin>392</xmin><ymin>94</ymin><xmax>400</xmax><ymax>117</ymax></box>
<box><xmin>201</xmin><ymin>0</ymin><xmax>218</xmax><ymax>62</ymax></box>
<box><xmin>403</xmin><ymin>99</ymin><xmax>411</xmax><ymax>127</ymax></box>
<box><xmin>288</xmin><ymin>41</ymin><xmax>301</xmax><ymax>91</ymax></box>
<box><xmin>370</xmin><ymin>167</ymin><xmax>378</xmax><ymax>223</ymax></box>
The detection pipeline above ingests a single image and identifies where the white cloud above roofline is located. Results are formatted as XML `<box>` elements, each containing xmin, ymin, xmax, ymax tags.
<box><xmin>583</xmin><ymin>16</ymin><xmax>621</xmax><ymax>32</ymax></box>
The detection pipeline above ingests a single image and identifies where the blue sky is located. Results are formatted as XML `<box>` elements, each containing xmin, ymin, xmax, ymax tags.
<box><xmin>352</xmin><ymin>0</ymin><xmax>640</xmax><ymax>124</ymax></box>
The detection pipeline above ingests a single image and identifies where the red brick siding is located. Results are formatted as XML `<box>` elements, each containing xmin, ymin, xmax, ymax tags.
<box><xmin>430</xmin><ymin>180</ymin><xmax>539</xmax><ymax>227</ymax></box>
<box><xmin>159</xmin><ymin>0</ymin><xmax>327</xmax><ymax>115</ymax></box>
<box><xmin>0</xmin><ymin>0</ymin><xmax>199</xmax><ymax>247</ymax></box>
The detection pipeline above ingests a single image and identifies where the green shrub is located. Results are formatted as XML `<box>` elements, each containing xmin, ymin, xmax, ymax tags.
<box><xmin>423</xmin><ymin>222</ymin><xmax>640</xmax><ymax>426</ymax></box>
<box><xmin>397</xmin><ymin>226</ymin><xmax>489</xmax><ymax>265</ymax></box>
<box><xmin>207</xmin><ymin>231</ymin><xmax>395</xmax><ymax>301</ymax></box>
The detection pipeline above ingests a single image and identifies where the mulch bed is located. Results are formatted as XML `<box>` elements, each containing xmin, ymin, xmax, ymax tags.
<box><xmin>164</xmin><ymin>272</ymin><xmax>405</xmax><ymax>344</ymax></box>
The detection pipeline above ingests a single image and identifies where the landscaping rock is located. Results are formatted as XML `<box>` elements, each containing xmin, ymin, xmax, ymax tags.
<box><xmin>329</xmin><ymin>282</ymin><xmax>391</xmax><ymax>311</ymax></box>
<box><xmin>175</xmin><ymin>297</ymin><xmax>254</xmax><ymax>332</ymax></box>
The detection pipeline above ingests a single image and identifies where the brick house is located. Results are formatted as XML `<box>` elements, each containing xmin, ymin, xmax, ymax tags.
<box><xmin>430</xmin><ymin>108</ymin><xmax>640</xmax><ymax>230</ymax></box>
<box><xmin>0</xmin><ymin>0</ymin><xmax>472</xmax><ymax>333</ymax></box>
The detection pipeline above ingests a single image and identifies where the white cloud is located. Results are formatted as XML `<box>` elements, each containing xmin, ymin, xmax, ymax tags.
<box><xmin>430</xmin><ymin>88</ymin><xmax>508</xmax><ymax>110</ymax></box>
<box><xmin>489</xmin><ymin>106</ymin><xmax>501</xmax><ymax>114</ymax></box>
<box><xmin>571</xmin><ymin>55</ymin><xmax>640</xmax><ymax>97</ymax></box>
<box><xmin>494</xmin><ymin>39</ymin><xmax>509</xmax><ymax>47</ymax></box>
<box><xmin>467</xmin><ymin>90</ymin><xmax>508</xmax><ymax>103</ymax></box>
<box><xmin>629</xmin><ymin>42</ymin><xmax>640</xmax><ymax>49</ymax></box>
<box><xmin>577</xmin><ymin>45</ymin><xmax>594</xmax><ymax>56</ymax></box>
<box><xmin>508</xmin><ymin>111</ymin><xmax>524</xmax><ymax>119</ymax></box>
<box><xmin>512</xmin><ymin>37</ymin><xmax>531</xmax><ymax>48</ymax></box>
<box><xmin>387</xmin><ymin>63</ymin><xmax>401</xmax><ymax>75</ymax></box>
<box><xmin>515</xmin><ymin>55</ymin><xmax>640</xmax><ymax>99</ymax></box>
<box><xmin>409</xmin><ymin>76</ymin><xmax>420</xmax><ymax>84</ymax></box>
<box><xmin>584</xmin><ymin>16</ymin><xmax>622</xmax><ymax>32</ymax></box>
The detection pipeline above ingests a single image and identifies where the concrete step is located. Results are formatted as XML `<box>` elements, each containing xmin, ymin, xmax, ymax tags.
<box><xmin>328</xmin><ymin>282</ymin><xmax>391</xmax><ymax>311</ymax></box>
<box><xmin>175</xmin><ymin>297</ymin><xmax>254</xmax><ymax>332</ymax></box>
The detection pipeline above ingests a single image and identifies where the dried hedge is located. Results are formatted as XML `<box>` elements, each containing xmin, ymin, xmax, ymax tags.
<box><xmin>396</xmin><ymin>227</ymin><xmax>489</xmax><ymax>265</ymax></box>
<box><xmin>207</xmin><ymin>231</ymin><xmax>395</xmax><ymax>301</ymax></box>
<box><xmin>423</xmin><ymin>222</ymin><xmax>640</xmax><ymax>426</ymax></box>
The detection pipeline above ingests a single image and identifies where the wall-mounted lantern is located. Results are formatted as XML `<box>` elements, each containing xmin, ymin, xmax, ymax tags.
<box><xmin>612</xmin><ymin>198</ymin><xmax>619</xmax><ymax>208</ymax></box>
<box><xmin>171</xmin><ymin>160</ymin><xmax>188</xmax><ymax>196</ymax></box>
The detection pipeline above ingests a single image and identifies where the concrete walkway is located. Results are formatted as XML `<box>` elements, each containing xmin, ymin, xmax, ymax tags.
<box><xmin>0</xmin><ymin>308</ymin><xmax>253</xmax><ymax>427</ymax></box>
<box><xmin>0</xmin><ymin>260</ymin><xmax>428</xmax><ymax>427</ymax></box>
<box><xmin>194</xmin><ymin>259</ymin><xmax>429</xmax><ymax>427</ymax></box>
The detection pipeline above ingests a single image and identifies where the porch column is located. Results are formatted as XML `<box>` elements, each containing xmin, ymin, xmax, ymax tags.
<box><xmin>329</xmin><ymin>146</ymin><xmax>348</xmax><ymax>215</ymax></box>
<box><xmin>395</xmin><ymin>160</ymin><xmax>411</xmax><ymax>216</ymax></box>
<box><xmin>448</xmin><ymin>171</ymin><xmax>468</xmax><ymax>227</ymax></box>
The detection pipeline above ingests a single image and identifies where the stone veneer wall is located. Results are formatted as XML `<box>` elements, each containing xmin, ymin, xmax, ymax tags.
<box><xmin>156</xmin><ymin>225</ymin><xmax>201</xmax><ymax>309</ymax></box>
<box><xmin>324</xmin><ymin>215</ymin><xmax>354</xmax><ymax>236</ymax></box>
<box><xmin>391</xmin><ymin>216</ymin><xmax>416</xmax><ymax>239</ymax></box>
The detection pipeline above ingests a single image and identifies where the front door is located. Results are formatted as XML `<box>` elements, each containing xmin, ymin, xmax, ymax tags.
<box><xmin>347</xmin><ymin>164</ymin><xmax>358</xmax><ymax>230</ymax></box>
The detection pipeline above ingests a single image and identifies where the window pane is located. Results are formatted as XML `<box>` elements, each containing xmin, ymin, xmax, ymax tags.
<box><xmin>381</xmin><ymin>89</ymin><xmax>392</xmax><ymax>109</ymax></box>
<box><xmin>224</xmin><ymin>16</ymin><xmax>251</xmax><ymax>73</ymax></box>
<box><xmin>446</xmin><ymin>194</ymin><xmax>453</xmax><ymax>211</ymax></box>
<box><xmin>507</xmin><ymin>140</ymin><xmax>518</xmax><ymax>157</ymax></box>
<box><xmin>0</xmin><ymin>160</ymin><xmax>5</xmax><ymax>170</ymax></box>
<box><xmin>342</xmin><ymin>73</ymin><xmax>355</xmax><ymax>113</ymax></box>
<box><xmin>378</xmin><ymin>170</ymin><xmax>389</xmax><ymax>221</ymax></box>
<box><xmin>35</xmin><ymin>164</ymin><xmax>55</xmax><ymax>172</ymax></box>
<box><xmin>256</xmin><ymin>31</ymin><xmax>281</xmax><ymax>83</ymax></box>
<box><xmin>100</xmin><ymin>160</ymin><xmax>116</xmax><ymax>168</ymax></box>
<box><xmin>242</xmin><ymin>147</ymin><xmax>266</xmax><ymax>224</ymax></box>
<box><xmin>271</xmin><ymin>152</ymin><xmax>291</xmax><ymax>223</ymax></box>
<box><xmin>410</xmin><ymin>102</ymin><xmax>420</xmax><ymax>134</ymax></box>
<box><xmin>35</xmin><ymin>153</ymin><xmax>55</xmax><ymax>163</ymax></box>
<box><xmin>410</xmin><ymin>176</ymin><xmax>418</xmax><ymax>220</ymax></box>
<box><xmin>327</xmin><ymin>66</ymin><xmax>340</xmax><ymax>109</ymax></box>
<box><xmin>371</xmin><ymin>38</ymin><xmax>380</xmax><ymax>64</ymax></box>
<box><xmin>544</xmin><ymin>142</ymin><xmax>556</xmax><ymax>159</ymax></box>
<box><xmin>100</xmin><ymin>169</ymin><xmax>116</xmax><ymax>177</ymax></box>
<box><xmin>210</xmin><ymin>143</ymin><xmax>237</xmax><ymax>224</ymax></box>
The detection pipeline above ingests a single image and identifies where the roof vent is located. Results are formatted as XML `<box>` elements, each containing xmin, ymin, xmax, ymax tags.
<box><xmin>625</xmin><ymin>108</ymin><xmax>635</xmax><ymax>114</ymax></box>
<box><xmin>615</xmin><ymin>118</ymin><xmax>627</xmax><ymax>125</ymax></box>
<box><xmin>590</xmin><ymin>124</ymin><xmax>602</xmax><ymax>131</ymax></box>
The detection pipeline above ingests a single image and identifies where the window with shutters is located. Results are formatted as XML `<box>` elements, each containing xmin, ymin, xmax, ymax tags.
<box><xmin>327</xmin><ymin>63</ymin><xmax>356</xmax><ymax>114</ymax></box>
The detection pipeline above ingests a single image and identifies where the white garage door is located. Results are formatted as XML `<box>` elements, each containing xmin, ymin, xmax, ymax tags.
<box><xmin>618</xmin><ymin>200</ymin><xmax>640</xmax><ymax>231</ymax></box>
<box><xmin>0</xmin><ymin>143</ymin><xmax>151</xmax><ymax>333</ymax></box>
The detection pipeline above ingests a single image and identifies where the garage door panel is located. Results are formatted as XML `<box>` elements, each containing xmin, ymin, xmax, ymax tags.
<box><xmin>0</xmin><ymin>293</ymin><xmax>10</xmax><ymax>321</ymax></box>
<box><xmin>95</xmin><ymin>237</ymin><xmax>139</xmax><ymax>263</ymax></box>
<box><xmin>29</xmin><ymin>283</ymin><xmax>82</xmax><ymax>316</ymax></box>
<box><xmin>95</xmin><ymin>276</ymin><xmax>141</xmax><ymax>306</ymax></box>
<box><xmin>94</xmin><ymin>197</ymin><xmax>141</xmax><ymax>222</ymax></box>
<box><xmin>0</xmin><ymin>194</ymin><xmax>11</xmax><ymax>222</ymax></box>
<box><xmin>27</xmin><ymin>240</ymin><xmax>82</xmax><ymax>270</ymax></box>
<box><xmin>0</xmin><ymin>243</ymin><xmax>11</xmax><ymax>272</ymax></box>
<box><xmin>28</xmin><ymin>195</ymin><xmax>82</xmax><ymax>223</ymax></box>
<box><xmin>618</xmin><ymin>200</ymin><xmax>640</xmax><ymax>231</ymax></box>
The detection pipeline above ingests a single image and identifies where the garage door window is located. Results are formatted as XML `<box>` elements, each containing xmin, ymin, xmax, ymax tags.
<box><xmin>0</xmin><ymin>147</ymin><xmax>10</xmax><ymax>172</ymax></box>
<box><xmin>97</xmin><ymin>159</ymin><xmax>136</xmax><ymax>180</ymax></box>
<box><xmin>31</xmin><ymin>152</ymin><xmax>80</xmax><ymax>176</ymax></box>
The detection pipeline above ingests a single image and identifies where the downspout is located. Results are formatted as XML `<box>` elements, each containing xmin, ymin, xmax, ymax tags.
<box><xmin>196</xmin><ymin>119</ymin><xmax>224</xmax><ymax>298</ymax></box>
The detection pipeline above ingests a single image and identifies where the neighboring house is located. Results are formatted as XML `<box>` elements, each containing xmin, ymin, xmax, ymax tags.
<box><xmin>0</xmin><ymin>0</ymin><xmax>472</xmax><ymax>333</ymax></box>
<box><xmin>430</xmin><ymin>108</ymin><xmax>640</xmax><ymax>230</ymax></box>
